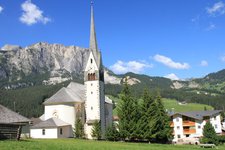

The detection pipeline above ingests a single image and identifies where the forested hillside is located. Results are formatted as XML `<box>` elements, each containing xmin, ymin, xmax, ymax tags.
<box><xmin>0</xmin><ymin>67</ymin><xmax>225</xmax><ymax>118</ymax></box>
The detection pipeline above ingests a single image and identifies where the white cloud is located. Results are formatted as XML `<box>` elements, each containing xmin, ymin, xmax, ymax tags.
<box><xmin>110</xmin><ymin>60</ymin><xmax>153</xmax><ymax>74</ymax></box>
<box><xmin>191</xmin><ymin>15</ymin><xmax>200</xmax><ymax>23</ymax></box>
<box><xmin>164</xmin><ymin>73</ymin><xmax>180</xmax><ymax>81</ymax></box>
<box><xmin>206</xmin><ymin>23</ymin><xmax>216</xmax><ymax>31</ymax></box>
<box><xmin>221</xmin><ymin>56</ymin><xmax>225</xmax><ymax>62</ymax></box>
<box><xmin>20</xmin><ymin>0</ymin><xmax>51</xmax><ymax>25</ymax></box>
<box><xmin>200</xmin><ymin>60</ymin><xmax>208</xmax><ymax>67</ymax></box>
<box><xmin>0</xmin><ymin>6</ymin><xmax>3</xmax><ymax>13</ymax></box>
<box><xmin>153</xmin><ymin>54</ymin><xmax>190</xmax><ymax>69</ymax></box>
<box><xmin>206</xmin><ymin>1</ymin><xmax>225</xmax><ymax>16</ymax></box>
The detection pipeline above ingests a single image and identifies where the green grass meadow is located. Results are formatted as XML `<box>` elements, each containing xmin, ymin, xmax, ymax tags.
<box><xmin>113</xmin><ymin>98</ymin><xmax>213</xmax><ymax>115</ymax></box>
<box><xmin>162</xmin><ymin>98</ymin><xmax>213</xmax><ymax>112</ymax></box>
<box><xmin>1</xmin><ymin>139</ymin><xmax>225</xmax><ymax>150</ymax></box>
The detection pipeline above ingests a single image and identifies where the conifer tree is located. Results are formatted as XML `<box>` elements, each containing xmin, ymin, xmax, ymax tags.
<box><xmin>74</xmin><ymin>118</ymin><xmax>85</xmax><ymax>139</ymax></box>
<box><xmin>138</xmin><ymin>89</ymin><xmax>154</xmax><ymax>140</ymax></box>
<box><xmin>91</xmin><ymin>120</ymin><xmax>101</xmax><ymax>140</ymax></box>
<box><xmin>149</xmin><ymin>92</ymin><xmax>172</xmax><ymax>143</ymax></box>
<box><xmin>117</xmin><ymin>78</ymin><xmax>137</xmax><ymax>141</ymax></box>
<box><xmin>202</xmin><ymin>121</ymin><xmax>218</xmax><ymax>145</ymax></box>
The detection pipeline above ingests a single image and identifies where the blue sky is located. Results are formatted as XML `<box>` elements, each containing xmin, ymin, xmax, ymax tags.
<box><xmin>1</xmin><ymin>0</ymin><xmax>225</xmax><ymax>80</ymax></box>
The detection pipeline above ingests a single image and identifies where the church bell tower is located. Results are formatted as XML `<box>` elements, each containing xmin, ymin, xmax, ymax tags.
<box><xmin>84</xmin><ymin>1</ymin><xmax>106</xmax><ymax>139</ymax></box>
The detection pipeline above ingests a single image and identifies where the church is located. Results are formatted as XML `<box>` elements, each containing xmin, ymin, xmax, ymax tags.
<box><xmin>30</xmin><ymin>3</ymin><xmax>113</xmax><ymax>139</ymax></box>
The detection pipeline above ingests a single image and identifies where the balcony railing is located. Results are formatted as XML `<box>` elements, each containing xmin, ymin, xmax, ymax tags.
<box><xmin>183</xmin><ymin>129</ymin><xmax>196</xmax><ymax>134</ymax></box>
<box><xmin>182</xmin><ymin>121</ymin><xmax>195</xmax><ymax>126</ymax></box>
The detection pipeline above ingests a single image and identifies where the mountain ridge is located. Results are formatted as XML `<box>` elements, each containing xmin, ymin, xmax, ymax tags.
<box><xmin>0</xmin><ymin>42</ymin><xmax>225</xmax><ymax>117</ymax></box>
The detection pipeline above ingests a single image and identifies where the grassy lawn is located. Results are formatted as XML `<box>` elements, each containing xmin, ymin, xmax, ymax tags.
<box><xmin>1</xmin><ymin>139</ymin><xmax>225</xmax><ymax>150</ymax></box>
<box><xmin>112</xmin><ymin>97</ymin><xmax>213</xmax><ymax>115</ymax></box>
<box><xmin>162</xmin><ymin>99</ymin><xmax>213</xmax><ymax>112</ymax></box>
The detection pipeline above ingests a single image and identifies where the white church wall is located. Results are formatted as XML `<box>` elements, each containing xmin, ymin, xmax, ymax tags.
<box><xmin>84</xmin><ymin>124</ymin><xmax>93</xmax><ymax>139</ymax></box>
<box><xmin>84</xmin><ymin>52</ymin><xmax>98</xmax><ymax>73</ymax></box>
<box><xmin>30</xmin><ymin>128</ymin><xmax>58</xmax><ymax>139</ymax></box>
<box><xmin>45</xmin><ymin>104</ymin><xmax>76</xmax><ymax>128</ymax></box>
<box><xmin>58</xmin><ymin>126</ymin><xmax>73</xmax><ymax>138</ymax></box>
<box><xmin>85</xmin><ymin>80</ymin><xmax>100</xmax><ymax>121</ymax></box>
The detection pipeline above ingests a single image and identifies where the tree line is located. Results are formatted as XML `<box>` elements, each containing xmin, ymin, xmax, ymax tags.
<box><xmin>74</xmin><ymin>79</ymin><xmax>172</xmax><ymax>143</ymax></box>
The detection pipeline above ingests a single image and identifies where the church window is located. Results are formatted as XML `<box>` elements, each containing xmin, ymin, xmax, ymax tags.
<box><xmin>91</xmin><ymin>59</ymin><xmax>93</xmax><ymax>64</ymax></box>
<box><xmin>91</xmin><ymin>106</ymin><xmax>93</xmax><ymax>110</ymax></box>
<box><xmin>91</xmin><ymin>91</ymin><xmax>93</xmax><ymax>94</ymax></box>
<box><xmin>60</xmin><ymin>128</ymin><xmax>63</xmax><ymax>135</ymax></box>
<box><xmin>42</xmin><ymin>129</ymin><xmax>45</xmax><ymax>135</ymax></box>
<box><xmin>88</xmin><ymin>73</ymin><xmax>96</xmax><ymax>81</ymax></box>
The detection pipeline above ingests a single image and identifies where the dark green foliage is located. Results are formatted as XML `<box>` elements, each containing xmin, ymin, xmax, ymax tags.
<box><xmin>117</xmin><ymin>79</ymin><xmax>139</xmax><ymax>140</ymax></box>
<box><xmin>218</xmin><ymin>135</ymin><xmax>225</xmax><ymax>143</ymax></box>
<box><xmin>117</xmin><ymin>82</ymin><xmax>172</xmax><ymax>143</ymax></box>
<box><xmin>74</xmin><ymin>118</ymin><xmax>85</xmax><ymax>139</ymax></box>
<box><xmin>151</xmin><ymin>92</ymin><xmax>172</xmax><ymax>143</ymax></box>
<box><xmin>91</xmin><ymin>121</ymin><xmax>101</xmax><ymax>140</ymax></box>
<box><xmin>0</xmin><ymin>82</ymin><xmax>69</xmax><ymax>117</ymax></box>
<box><xmin>105</xmin><ymin>124</ymin><xmax>119</xmax><ymax>141</ymax></box>
<box><xmin>201</xmin><ymin>121</ymin><xmax>219</xmax><ymax>145</ymax></box>
<box><xmin>138</xmin><ymin>89</ymin><xmax>154</xmax><ymax>140</ymax></box>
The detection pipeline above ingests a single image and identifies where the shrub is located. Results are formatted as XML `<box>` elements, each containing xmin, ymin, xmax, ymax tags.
<box><xmin>105</xmin><ymin>124</ymin><xmax>119</xmax><ymax>141</ymax></box>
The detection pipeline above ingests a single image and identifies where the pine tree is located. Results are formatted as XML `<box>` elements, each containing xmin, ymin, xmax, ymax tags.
<box><xmin>91</xmin><ymin>120</ymin><xmax>101</xmax><ymax>140</ymax></box>
<box><xmin>138</xmin><ymin>89</ymin><xmax>154</xmax><ymax>140</ymax></box>
<box><xmin>74</xmin><ymin>118</ymin><xmax>85</xmax><ymax>139</ymax></box>
<box><xmin>202</xmin><ymin>121</ymin><xmax>219</xmax><ymax>145</ymax></box>
<box><xmin>117</xmin><ymin>78</ymin><xmax>137</xmax><ymax>141</ymax></box>
<box><xmin>149</xmin><ymin>92</ymin><xmax>172</xmax><ymax>143</ymax></box>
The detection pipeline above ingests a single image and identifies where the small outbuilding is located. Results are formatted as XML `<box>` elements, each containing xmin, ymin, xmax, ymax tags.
<box><xmin>0</xmin><ymin>104</ymin><xmax>30</xmax><ymax>140</ymax></box>
<box><xmin>30</xmin><ymin>117</ymin><xmax>72</xmax><ymax>139</ymax></box>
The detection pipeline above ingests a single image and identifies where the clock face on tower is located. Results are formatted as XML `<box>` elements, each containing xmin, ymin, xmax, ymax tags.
<box><xmin>52</xmin><ymin>110</ymin><xmax>58</xmax><ymax>118</ymax></box>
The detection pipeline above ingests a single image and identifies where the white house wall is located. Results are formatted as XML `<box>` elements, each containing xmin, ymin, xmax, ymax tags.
<box><xmin>45</xmin><ymin>104</ymin><xmax>75</xmax><ymax>128</ymax></box>
<box><xmin>210</xmin><ymin>114</ymin><xmax>222</xmax><ymax>134</ymax></box>
<box><xmin>195</xmin><ymin>120</ymin><xmax>203</xmax><ymax>137</ymax></box>
<box><xmin>173</xmin><ymin>114</ymin><xmax>184</xmax><ymax>140</ymax></box>
<box><xmin>172</xmin><ymin>113</ymin><xmax>222</xmax><ymax>141</ymax></box>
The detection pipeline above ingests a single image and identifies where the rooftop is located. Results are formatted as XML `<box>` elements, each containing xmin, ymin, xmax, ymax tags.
<box><xmin>0</xmin><ymin>104</ymin><xmax>30</xmax><ymax>124</ymax></box>
<box><xmin>31</xmin><ymin>117</ymin><xmax>70</xmax><ymax>128</ymax></box>
<box><xmin>44</xmin><ymin>82</ymin><xmax>112</xmax><ymax>105</ymax></box>
<box><xmin>170</xmin><ymin>110</ymin><xmax>222</xmax><ymax>120</ymax></box>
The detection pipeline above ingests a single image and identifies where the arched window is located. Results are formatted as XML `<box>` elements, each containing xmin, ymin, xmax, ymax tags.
<box><xmin>91</xmin><ymin>59</ymin><xmax>93</xmax><ymax>64</ymax></box>
<box><xmin>88</xmin><ymin>73</ymin><xmax>95</xmax><ymax>81</ymax></box>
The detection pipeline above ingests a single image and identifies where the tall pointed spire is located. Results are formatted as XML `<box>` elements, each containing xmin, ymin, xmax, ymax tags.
<box><xmin>89</xmin><ymin>0</ymin><xmax>98</xmax><ymax>51</ymax></box>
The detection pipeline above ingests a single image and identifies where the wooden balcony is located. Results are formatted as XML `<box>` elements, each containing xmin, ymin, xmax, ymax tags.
<box><xmin>182</xmin><ymin>121</ymin><xmax>195</xmax><ymax>127</ymax></box>
<box><xmin>183</xmin><ymin>129</ymin><xmax>196</xmax><ymax>134</ymax></box>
